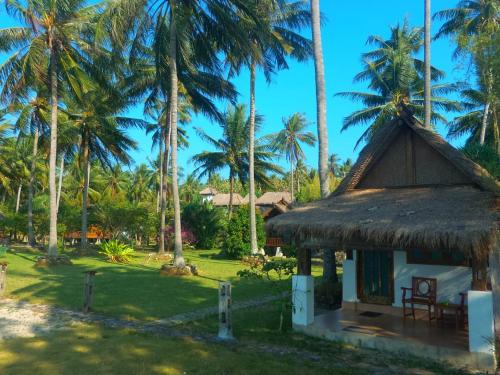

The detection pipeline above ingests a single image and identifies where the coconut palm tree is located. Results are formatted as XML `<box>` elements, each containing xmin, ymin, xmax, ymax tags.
<box><xmin>448</xmin><ymin>87</ymin><xmax>499</xmax><ymax>154</ymax></box>
<box><xmin>64</xmin><ymin>89</ymin><xmax>141</xmax><ymax>249</ymax></box>
<box><xmin>434</xmin><ymin>0</ymin><xmax>499</xmax><ymax>145</ymax></box>
<box><xmin>105</xmin><ymin>0</ymin><xmax>250</xmax><ymax>266</ymax></box>
<box><xmin>266</xmin><ymin>113</ymin><xmax>316</xmax><ymax>201</ymax></box>
<box><xmin>192</xmin><ymin>104</ymin><xmax>283</xmax><ymax>215</ymax></box>
<box><xmin>337</xmin><ymin>20</ymin><xmax>461</xmax><ymax>147</ymax></box>
<box><xmin>1</xmin><ymin>0</ymin><xmax>102</xmax><ymax>256</ymax></box>
<box><xmin>310</xmin><ymin>0</ymin><xmax>329</xmax><ymax>199</ymax></box>
<box><xmin>227</xmin><ymin>0</ymin><xmax>312</xmax><ymax>254</ymax></box>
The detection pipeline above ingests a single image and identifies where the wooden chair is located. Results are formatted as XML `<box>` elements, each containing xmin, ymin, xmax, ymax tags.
<box><xmin>402</xmin><ymin>277</ymin><xmax>437</xmax><ymax>321</ymax></box>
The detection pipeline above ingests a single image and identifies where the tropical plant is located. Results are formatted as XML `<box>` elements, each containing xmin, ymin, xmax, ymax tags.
<box><xmin>222</xmin><ymin>205</ymin><xmax>265</xmax><ymax>260</ymax></box>
<box><xmin>99</xmin><ymin>240</ymin><xmax>134</xmax><ymax>263</ymax></box>
<box><xmin>227</xmin><ymin>0</ymin><xmax>312</xmax><ymax>255</ymax></box>
<box><xmin>1</xmin><ymin>0</ymin><xmax>102</xmax><ymax>256</ymax></box>
<box><xmin>192</xmin><ymin>104</ymin><xmax>283</xmax><ymax>213</ymax></box>
<box><xmin>64</xmin><ymin>89</ymin><xmax>140</xmax><ymax>250</ymax></box>
<box><xmin>182</xmin><ymin>201</ymin><xmax>225</xmax><ymax>249</ymax></box>
<box><xmin>336</xmin><ymin>20</ymin><xmax>461</xmax><ymax>147</ymax></box>
<box><xmin>266</xmin><ymin>113</ymin><xmax>316</xmax><ymax>201</ymax></box>
<box><xmin>434</xmin><ymin>0</ymin><xmax>499</xmax><ymax>147</ymax></box>
<box><xmin>447</xmin><ymin>87</ymin><xmax>499</xmax><ymax>154</ymax></box>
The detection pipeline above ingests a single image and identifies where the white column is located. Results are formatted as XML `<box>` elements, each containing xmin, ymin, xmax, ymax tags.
<box><xmin>342</xmin><ymin>250</ymin><xmax>357</xmax><ymax>302</ymax></box>
<box><xmin>292</xmin><ymin>275</ymin><xmax>314</xmax><ymax>326</ymax></box>
<box><xmin>468</xmin><ymin>290</ymin><xmax>496</xmax><ymax>354</ymax></box>
<box><xmin>489</xmin><ymin>247</ymin><xmax>500</xmax><ymax>333</ymax></box>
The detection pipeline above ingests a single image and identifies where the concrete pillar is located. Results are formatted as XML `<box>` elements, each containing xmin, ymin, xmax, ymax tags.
<box><xmin>292</xmin><ymin>275</ymin><xmax>314</xmax><ymax>326</ymax></box>
<box><xmin>468</xmin><ymin>290</ymin><xmax>495</xmax><ymax>354</ymax></box>
<box><xmin>342</xmin><ymin>250</ymin><xmax>357</xmax><ymax>302</ymax></box>
<box><xmin>490</xmin><ymin>245</ymin><xmax>500</xmax><ymax>334</ymax></box>
<box><xmin>218</xmin><ymin>281</ymin><xmax>233</xmax><ymax>340</ymax></box>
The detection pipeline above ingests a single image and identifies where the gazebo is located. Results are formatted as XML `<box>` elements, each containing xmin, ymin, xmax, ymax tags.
<box><xmin>266</xmin><ymin>107</ymin><xmax>499</xmax><ymax>371</ymax></box>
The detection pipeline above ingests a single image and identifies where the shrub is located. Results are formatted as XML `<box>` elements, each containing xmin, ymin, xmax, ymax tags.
<box><xmin>98</xmin><ymin>240</ymin><xmax>134</xmax><ymax>263</ymax></box>
<box><xmin>221</xmin><ymin>205</ymin><xmax>265</xmax><ymax>259</ymax></box>
<box><xmin>262</xmin><ymin>258</ymin><xmax>297</xmax><ymax>280</ymax></box>
<box><xmin>0</xmin><ymin>245</ymin><xmax>7</xmax><ymax>257</ymax></box>
<box><xmin>164</xmin><ymin>226</ymin><xmax>197</xmax><ymax>248</ymax></box>
<box><xmin>182</xmin><ymin>202</ymin><xmax>225</xmax><ymax>249</ymax></box>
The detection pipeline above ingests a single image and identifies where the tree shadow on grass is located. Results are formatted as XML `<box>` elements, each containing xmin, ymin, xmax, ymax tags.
<box><xmin>0</xmin><ymin>323</ymin><xmax>333</xmax><ymax>375</ymax></box>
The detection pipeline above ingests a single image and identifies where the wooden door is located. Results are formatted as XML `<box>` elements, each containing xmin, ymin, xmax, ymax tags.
<box><xmin>357</xmin><ymin>250</ymin><xmax>394</xmax><ymax>305</ymax></box>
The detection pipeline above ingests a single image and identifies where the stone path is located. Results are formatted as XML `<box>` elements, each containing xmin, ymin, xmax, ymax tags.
<box><xmin>0</xmin><ymin>291</ymin><xmax>289</xmax><ymax>340</ymax></box>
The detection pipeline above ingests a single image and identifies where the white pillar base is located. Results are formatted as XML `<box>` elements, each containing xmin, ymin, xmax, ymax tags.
<box><xmin>292</xmin><ymin>275</ymin><xmax>314</xmax><ymax>326</ymax></box>
<box><xmin>468</xmin><ymin>290</ymin><xmax>496</xmax><ymax>355</ymax></box>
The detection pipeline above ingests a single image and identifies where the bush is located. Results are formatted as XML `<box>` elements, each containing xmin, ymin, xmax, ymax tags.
<box><xmin>98</xmin><ymin>240</ymin><xmax>134</xmax><ymax>263</ymax></box>
<box><xmin>164</xmin><ymin>226</ymin><xmax>197</xmax><ymax>248</ymax></box>
<box><xmin>221</xmin><ymin>205</ymin><xmax>265</xmax><ymax>259</ymax></box>
<box><xmin>182</xmin><ymin>201</ymin><xmax>225</xmax><ymax>249</ymax></box>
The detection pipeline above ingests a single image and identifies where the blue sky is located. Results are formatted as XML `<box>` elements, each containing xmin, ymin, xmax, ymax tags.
<box><xmin>0</xmin><ymin>1</ymin><xmax>467</xmax><ymax>182</ymax></box>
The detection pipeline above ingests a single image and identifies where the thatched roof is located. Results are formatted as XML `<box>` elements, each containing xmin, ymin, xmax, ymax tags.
<box><xmin>266</xmin><ymin>109</ymin><xmax>499</xmax><ymax>256</ymax></box>
<box><xmin>335</xmin><ymin>107</ymin><xmax>499</xmax><ymax>195</ymax></box>
<box><xmin>200</xmin><ymin>187</ymin><xmax>218</xmax><ymax>195</ymax></box>
<box><xmin>256</xmin><ymin>192</ymin><xmax>292</xmax><ymax>206</ymax></box>
<box><xmin>266</xmin><ymin>186</ymin><xmax>498</xmax><ymax>255</ymax></box>
<box><xmin>212</xmin><ymin>193</ymin><xmax>245</xmax><ymax>206</ymax></box>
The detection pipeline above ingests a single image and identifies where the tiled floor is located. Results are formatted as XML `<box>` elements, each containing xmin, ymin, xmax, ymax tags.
<box><xmin>313</xmin><ymin>308</ymin><xmax>469</xmax><ymax>351</ymax></box>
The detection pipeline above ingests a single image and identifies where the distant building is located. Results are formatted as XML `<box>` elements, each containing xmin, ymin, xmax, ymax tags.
<box><xmin>211</xmin><ymin>193</ymin><xmax>245</xmax><ymax>207</ymax></box>
<box><xmin>200</xmin><ymin>187</ymin><xmax>218</xmax><ymax>203</ymax></box>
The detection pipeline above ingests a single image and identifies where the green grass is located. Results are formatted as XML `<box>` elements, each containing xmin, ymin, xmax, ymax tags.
<box><xmin>0</xmin><ymin>323</ymin><xmax>341</xmax><ymax>375</ymax></box>
<box><xmin>3</xmin><ymin>247</ymin><xmax>321</xmax><ymax>321</ymax></box>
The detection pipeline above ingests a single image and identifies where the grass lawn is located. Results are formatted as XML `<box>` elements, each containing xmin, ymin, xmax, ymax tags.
<box><xmin>0</xmin><ymin>323</ymin><xmax>342</xmax><ymax>375</ymax></box>
<box><xmin>2</xmin><ymin>247</ymin><xmax>322</xmax><ymax>321</ymax></box>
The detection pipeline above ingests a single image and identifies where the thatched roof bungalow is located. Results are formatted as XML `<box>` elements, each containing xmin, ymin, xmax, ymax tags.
<box><xmin>267</xmin><ymin>108</ymin><xmax>499</xmax><ymax>370</ymax></box>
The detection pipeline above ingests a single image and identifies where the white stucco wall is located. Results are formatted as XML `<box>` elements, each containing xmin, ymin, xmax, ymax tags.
<box><xmin>342</xmin><ymin>250</ymin><xmax>358</xmax><ymax>302</ymax></box>
<box><xmin>393</xmin><ymin>251</ymin><xmax>472</xmax><ymax>307</ymax></box>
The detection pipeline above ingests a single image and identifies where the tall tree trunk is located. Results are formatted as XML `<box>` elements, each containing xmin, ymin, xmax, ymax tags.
<box><xmin>48</xmin><ymin>41</ymin><xmax>59</xmax><ymax>257</ymax></box>
<box><xmin>81</xmin><ymin>138</ymin><xmax>90</xmax><ymax>250</ymax></box>
<box><xmin>424</xmin><ymin>0</ymin><xmax>432</xmax><ymax>128</ymax></box>
<box><xmin>56</xmin><ymin>153</ymin><xmax>65</xmax><ymax>213</ymax></box>
<box><xmin>290</xmin><ymin>159</ymin><xmax>294</xmax><ymax>202</ymax></box>
<box><xmin>228</xmin><ymin>172</ymin><xmax>234</xmax><ymax>217</ymax></box>
<box><xmin>311</xmin><ymin>0</ymin><xmax>329</xmax><ymax>199</ymax></box>
<box><xmin>15</xmin><ymin>184</ymin><xmax>22</xmax><ymax>213</ymax></box>
<box><xmin>159</xmin><ymin>115</ymin><xmax>171</xmax><ymax>255</ymax></box>
<box><xmin>28</xmin><ymin>127</ymin><xmax>39</xmax><ymax>246</ymax></box>
<box><xmin>249</xmin><ymin>60</ymin><xmax>258</xmax><ymax>255</ymax></box>
<box><xmin>157</xmin><ymin>135</ymin><xmax>163</xmax><ymax>214</ymax></box>
<box><xmin>480</xmin><ymin>102</ymin><xmax>491</xmax><ymax>145</ymax></box>
<box><xmin>169</xmin><ymin>9</ymin><xmax>185</xmax><ymax>268</ymax></box>
<box><xmin>479</xmin><ymin>69</ymin><xmax>493</xmax><ymax>145</ymax></box>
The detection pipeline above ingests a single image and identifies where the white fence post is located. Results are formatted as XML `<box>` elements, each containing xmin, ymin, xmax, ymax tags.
<box><xmin>218</xmin><ymin>281</ymin><xmax>234</xmax><ymax>340</ymax></box>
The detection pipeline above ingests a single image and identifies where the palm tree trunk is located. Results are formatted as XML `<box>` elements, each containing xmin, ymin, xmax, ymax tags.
<box><xmin>228</xmin><ymin>172</ymin><xmax>234</xmax><ymax>217</ymax></box>
<box><xmin>480</xmin><ymin>102</ymin><xmax>490</xmax><ymax>145</ymax></box>
<box><xmin>249</xmin><ymin>60</ymin><xmax>258</xmax><ymax>255</ymax></box>
<box><xmin>15</xmin><ymin>184</ymin><xmax>22</xmax><ymax>213</ymax></box>
<box><xmin>57</xmin><ymin>152</ymin><xmax>65</xmax><ymax>214</ymax></box>
<box><xmin>28</xmin><ymin>127</ymin><xmax>39</xmax><ymax>246</ymax></box>
<box><xmin>48</xmin><ymin>42</ymin><xmax>59</xmax><ymax>257</ymax></box>
<box><xmin>169</xmin><ymin>9</ymin><xmax>185</xmax><ymax>268</ymax></box>
<box><xmin>157</xmin><ymin>136</ymin><xmax>163</xmax><ymax>214</ymax></box>
<box><xmin>81</xmin><ymin>138</ymin><xmax>90</xmax><ymax>250</ymax></box>
<box><xmin>290</xmin><ymin>159</ymin><xmax>294</xmax><ymax>202</ymax></box>
<box><xmin>424</xmin><ymin>0</ymin><xmax>432</xmax><ymax>128</ymax></box>
<box><xmin>159</xmin><ymin>113</ymin><xmax>171</xmax><ymax>255</ymax></box>
<box><xmin>311</xmin><ymin>0</ymin><xmax>329</xmax><ymax>199</ymax></box>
